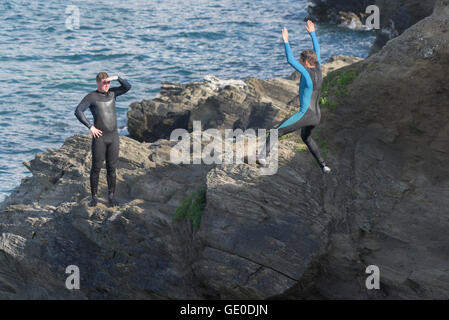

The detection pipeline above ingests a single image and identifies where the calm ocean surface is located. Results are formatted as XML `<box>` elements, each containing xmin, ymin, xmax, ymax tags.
<box><xmin>0</xmin><ymin>0</ymin><xmax>375</xmax><ymax>202</ymax></box>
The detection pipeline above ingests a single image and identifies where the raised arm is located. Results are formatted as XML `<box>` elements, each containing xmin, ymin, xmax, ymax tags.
<box><xmin>310</xmin><ymin>32</ymin><xmax>321</xmax><ymax>66</ymax></box>
<box><xmin>110</xmin><ymin>76</ymin><xmax>131</xmax><ymax>97</ymax></box>
<box><xmin>306</xmin><ymin>20</ymin><xmax>321</xmax><ymax>66</ymax></box>
<box><xmin>282</xmin><ymin>28</ymin><xmax>313</xmax><ymax>87</ymax></box>
<box><xmin>74</xmin><ymin>95</ymin><xmax>93</xmax><ymax>129</ymax></box>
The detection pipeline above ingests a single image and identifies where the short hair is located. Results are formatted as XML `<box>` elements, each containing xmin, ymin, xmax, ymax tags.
<box><xmin>96</xmin><ymin>72</ymin><xmax>109</xmax><ymax>83</ymax></box>
<box><xmin>300</xmin><ymin>50</ymin><xmax>317</xmax><ymax>66</ymax></box>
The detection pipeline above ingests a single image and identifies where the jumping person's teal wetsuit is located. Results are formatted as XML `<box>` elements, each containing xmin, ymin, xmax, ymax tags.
<box><xmin>263</xmin><ymin>31</ymin><xmax>327</xmax><ymax>170</ymax></box>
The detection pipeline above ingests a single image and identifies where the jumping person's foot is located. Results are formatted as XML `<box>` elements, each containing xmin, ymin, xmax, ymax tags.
<box><xmin>108</xmin><ymin>193</ymin><xmax>119</xmax><ymax>207</ymax></box>
<box><xmin>88</xmin><ymin>196</ymin><xmax>98</xmax><ymax>207</ymax></box>
<box><xmin>322</xmin><ymin>166</ymin><xmax>331</xmax><ymax>174</ymax></box>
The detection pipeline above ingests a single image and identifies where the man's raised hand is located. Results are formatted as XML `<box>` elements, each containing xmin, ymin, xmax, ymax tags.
<box><xmin>282</xmin><ymin>27</ymin><xmax>289</xmax><ymax>43</ymax></box>
<box><xmin>305</xmin><ymin>20</ymin><xmax>315</xmax><ymax>33</ymax></box>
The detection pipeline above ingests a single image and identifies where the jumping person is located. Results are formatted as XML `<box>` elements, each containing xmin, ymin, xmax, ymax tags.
<box><xmin>75</xmin><ymin>72</ymin><xmax>131</xmax><ymax>207</ymax></box>
<box><xmin>257</xmin><ymin>20</ymin><xmax>331</xmax><ymax>174</ymax></box>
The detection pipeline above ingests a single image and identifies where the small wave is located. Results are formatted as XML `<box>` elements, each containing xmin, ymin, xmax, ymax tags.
<box><xmin>226</xmin><ymin>21</ymin><xmax>260</xmax><ymax>28</ymax></box>
<box><xmin>135</xmin><ymin>54</ymin><xmax>150</xmax><ymax>61</ymax></box>
<box><xmin>176</xmin><ymin>31</ymin><xmax>227</xmax><ymax>40</ymax></box>
<box><xmin>41</xmin><ymin>26</ymin><xmax>56</xmax><ymax>33</ymax></box>
<box><xmin>0</xmin><ymin>55</ymin><xmax>44</xmax><ymax>62</ymax></box>
<box><xmin>52</xmin><ymin>52</ymin><xmax>130</xmax><ymax>63</ymax></box>
<box><xmin>43</xmin><ymin>82</ymin><xmax>76</xmax><ymax>90</ymax></box>
<box><xmin>7</xmin><ymin>148</ymin><xmax>43</xmax><ymax>155</ymax></box>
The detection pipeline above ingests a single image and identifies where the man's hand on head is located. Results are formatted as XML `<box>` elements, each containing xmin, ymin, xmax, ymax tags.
<box><xmin>106</xmin><ymin>76</ymin><xmax>119</xmax><ymax>82</ymax></box>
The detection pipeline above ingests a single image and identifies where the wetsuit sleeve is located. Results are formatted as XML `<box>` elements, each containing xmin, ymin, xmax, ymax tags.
<box><xmin>309</xmin><ymin>31</ymin><xmax>321</xmax><ymax>66</ymax></box>
<box><xmin>110</xmin><ymin>77</ymin><xmax>131</xmax><ymax>97</ymax></box>
<box><xmin>284</xmin><ymin>42</ymin><xmax>313</xmax><ymax>87</ymax></box>
<box><xmin>74</xmin><ymin>95</ymin><xmax>93</xmax><ymax>129</ymax></box>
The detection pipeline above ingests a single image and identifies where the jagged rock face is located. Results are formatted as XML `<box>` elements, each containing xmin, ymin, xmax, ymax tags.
<box><xmin>193</xmin><ymin>144</ymin><xmax>334</xmax><ymax>299</ymax></box>
<box><xmin>307</xmin><ymin>0</ymin><xmax>437</xmax><ymax>54</ymax></box>
<box><xmin>306</xmin><ymin>0</ymin><xmax>449</xmax><ymax>298</ymax></box>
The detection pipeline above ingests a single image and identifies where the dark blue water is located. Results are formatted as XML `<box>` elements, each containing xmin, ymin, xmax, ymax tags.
<box><xmin>0</xmin><ymin>0</ymin><xmax>375</xmax><ymax>201</ymax></box>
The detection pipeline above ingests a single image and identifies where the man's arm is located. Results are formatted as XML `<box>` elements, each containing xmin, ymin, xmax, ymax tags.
<box><xmin>110</xmin><ymin>76</ymin><xmax>131</xmax><ymax>97</ymax></box>
<box><xmin>306</xmin><ymin>20</ymin><xmax>321</xmax><ymax>66</ymax></box>
<box><xmin>74</xmin><ymin>95</ymin><xmax>93</xmax><ymax>129</ymax></box>
<box><xmin>282</xmin><ymin>28</ymin><xmax>313</xmax><ymax>87</ymax></box>
<box><xmin>310</xmin><ymin>32</ymin><xmax>321</xmax><ymax>66</ymax></box>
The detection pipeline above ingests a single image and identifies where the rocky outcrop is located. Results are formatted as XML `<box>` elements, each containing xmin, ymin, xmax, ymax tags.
<box><xmin>127</xmin><ymin>76</ymin><xmax>296</xmax><ymax>143</ymax></box>
<box><xmin>307</xmin><ymin>0</ymin><xmax>373</xmax><ymax>30</ymax></box>
<box><xmin>128</xmin><ymin>57</ymin><xmax>363</xmax><ymax>143</ymax></box>
<box><xmin>0</xmin><ymin>1</ymin><xmax>448</xmax><ymax>299</ymax></box>
<box><xmin>307</xmin><ymin>0</ymin><xmax>437</xmax><ymax>54</ymax></box>
<box><xmin>194</xmin><ymin>143</ymin><xmax>333</xmax><ymax>299</ymax></box>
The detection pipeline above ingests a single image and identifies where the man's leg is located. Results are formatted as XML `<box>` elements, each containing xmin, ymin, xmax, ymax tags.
<box><xmin>89</xmin><ymin>136</ymin><xmax>106</xmax><ymax>207</ymax></box>
<box><xmin>300</xmin><ymin>126</ymin><xmax>326</xmax><ymax>168</ymax></box>
<box><xmin>301</xmin><ymin>126</ymin><xmax>331</xmax><ymax>173</ymax></box>
<box><xmin>260</xmin><ymin>117</ymin><xmax>305</xmax><ymax>161</ymax></box>
<box><xmin>105</xmin><ymin>131</ymin><xmax>120</xmax><ymax>207</ymax></box>
<box><xmin>262</xmin><ymin>124</ymin><xmax>297</xmax><ymax>157</ymax></box>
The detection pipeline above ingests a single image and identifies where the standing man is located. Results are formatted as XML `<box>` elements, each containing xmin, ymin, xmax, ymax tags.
<box><xmin>75</xmin><ymin>72</ymin><xmax>131</xmax><ymax>207</ymax></box>
<box><xmin>258</xmin><ymin>20</ymin><xmax>331</xmax><ymax>174</ymax></box>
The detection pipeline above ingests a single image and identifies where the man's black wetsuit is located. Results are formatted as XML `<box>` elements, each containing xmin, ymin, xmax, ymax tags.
<box><xmin>74</xmin><ymin>77</ymin><xmax>131</xmax><ymax>205</ymax></box>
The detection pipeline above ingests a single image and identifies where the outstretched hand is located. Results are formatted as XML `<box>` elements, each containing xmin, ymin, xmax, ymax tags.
<box><xmin>305</xmin><ymin>20</ymin><xmax>315</xmax><ymax>33</ymax></box>
<box><xmin>282</xmin><ymin>27</ymin><xmax>288</xmax><ymax>42</ymax></box>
